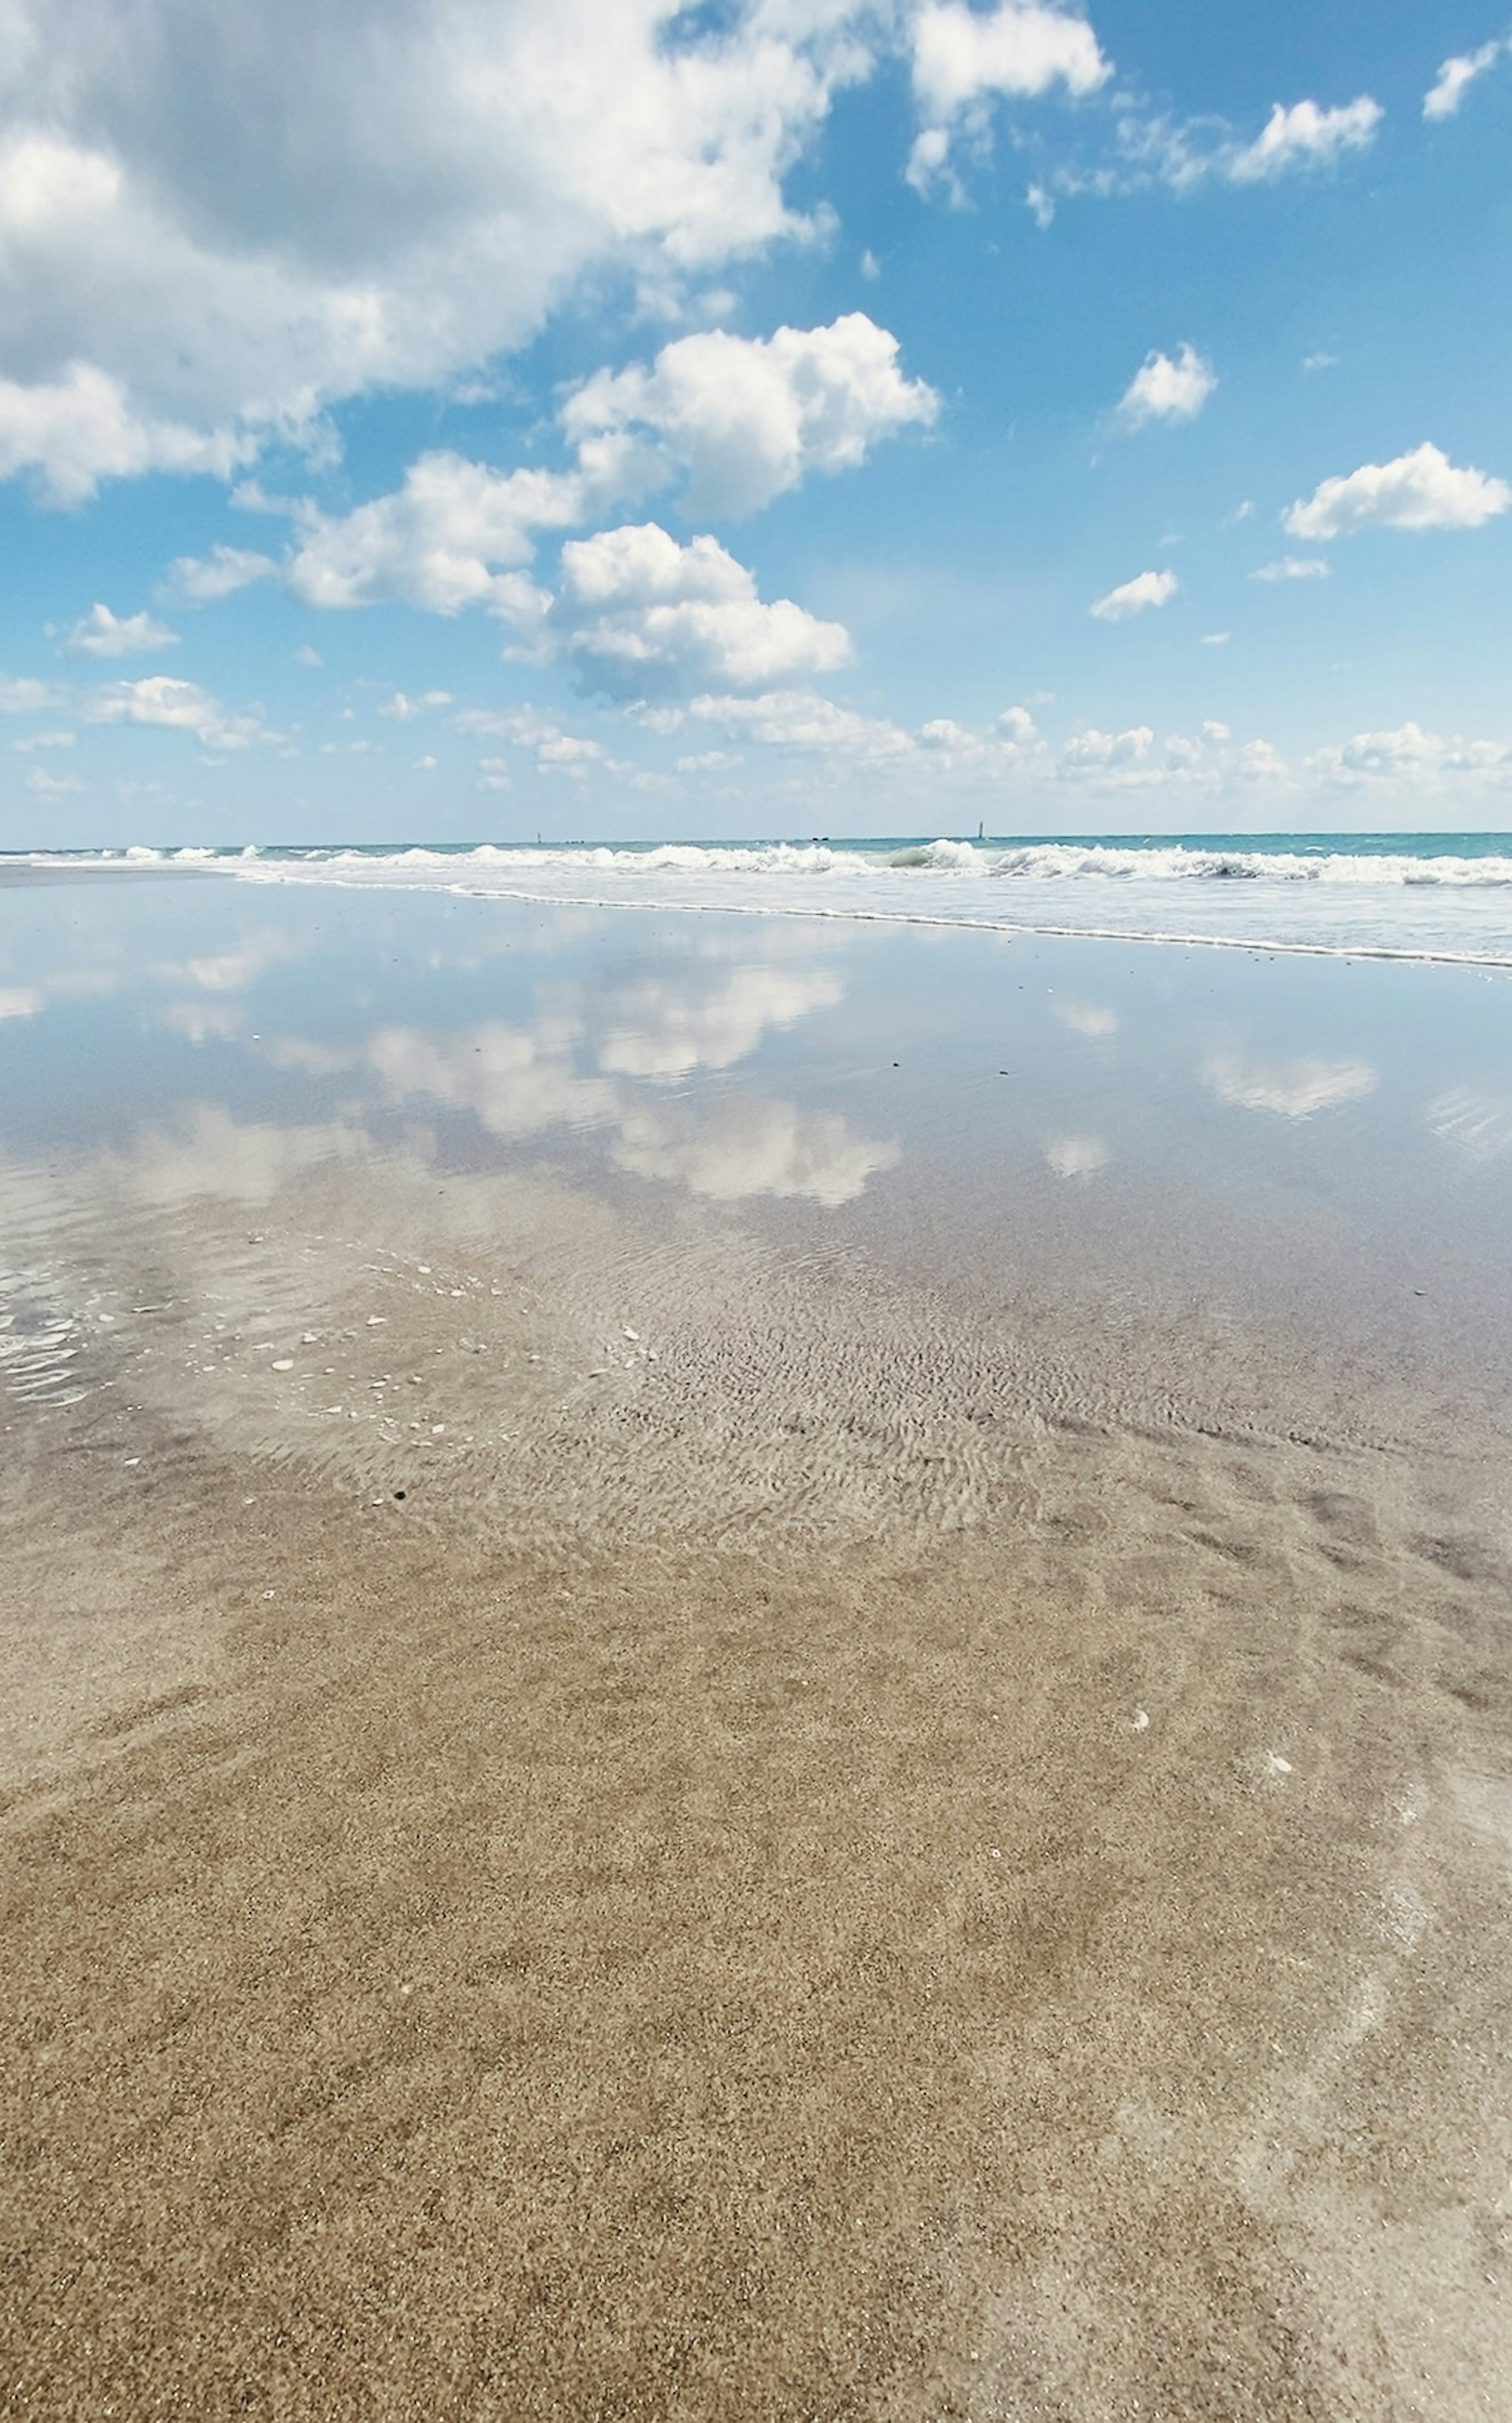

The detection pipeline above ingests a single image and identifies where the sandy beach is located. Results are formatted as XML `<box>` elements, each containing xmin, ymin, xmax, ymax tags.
<box><xmin>3</xmin><ymin>876</ymin><xmax>1511</xmax><ymax>2420</ymax></box>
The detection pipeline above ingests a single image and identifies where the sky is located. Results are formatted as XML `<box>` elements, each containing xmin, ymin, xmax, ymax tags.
<box><xmin>2</xmin><ymin>0</ymin><xmax>1510</xmax><ymax>845</ymax></box>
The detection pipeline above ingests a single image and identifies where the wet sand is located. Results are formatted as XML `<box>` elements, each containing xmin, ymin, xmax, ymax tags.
<box><xmin>3</xmin><ymin>886</ymin><xmax>1511</xmax><ymax>2418</ymax></box>
<box><xmin>4</xmin><ymin>1143</ymin><xmax>1511</xmax><ymax>2422</ymax></box>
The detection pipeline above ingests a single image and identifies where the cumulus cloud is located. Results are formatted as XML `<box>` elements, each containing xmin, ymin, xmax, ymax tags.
<box><xmin>1061</xmin><ymin>724</ymin><xmax>1154</xmax><ymax>768</ymax></box>
<box><xmin>0</xmin><ymin>675</ymin><xmax>64</xmax><ymax>714</ymax></box>
<box><xmin>550</xmin><ymin>524</ymin><xmax>851</xmax><ymax>695</ymax></box>
<box><xmin>908</xmin><ymin>3</ymin><xmax>1110</xmax><ymax>190</ymax></box>
<box><xmin>0</xmin><ymin>362</ymin><xmax>254</xmax><ymax>505</ymax></box>
<box><xmin>285</xmin><ymin>454</ymin><xmax>575</xmax><ymax>615</ymax></box>
<box><xmin>1284</xmin><ymin>442</ymin><xmax>1511</xmax><ymax>539</ymax></box>
<box><xmin>1117</xmin><ymin>344</ymin><xmax>1215</xmax><ymax>426</ymax></box>
<box><xmin>1251</xmin><ymin>555</ymin><xmax>1329</xmax><ymax>582</ymax></box>
<box><xmin>612</xmin><ymin>1097</ymin><xmax>898</xmax><ymax>1205</ymax></box>
<box><xmin>162</xmin><ymin>546</ymin><xmax>280</xmax><ymax>602</ymax></box>
<box><xmin>1424</xmin><ymin>40</ymin><xmax>1505</xmax><ymax>120</ymax></box>
<box><xmin>87</xmin><ymin>676</ymin><xmax>277</xmax><ymax>751</ymax></box>
<box><xmin>561</xmin><ymin>314</ymin><xmax>938</xmax><ymax>519</ymax></box>
<box><xmin>1203</xmin><ymin>1052</ymin><xmax>1376</xmax><ymax>1118</ymax></box>
<box><xmin>101</xmin><ymin>1106</ymin><xmax>359</xmax><ymax>1208</ymax></box>
<box><xmin>158</xmin><ymin>310</ymin><xmax>931</xmax><ymax>632</ymax></box>
<box><xmin>367</xmin><ymin>1020</ymin><xmax>618</xmax><ymax>1142</ymax></box>
<box><xmin>597</xmin><ymin>965</ymin><xmax>842</xmax><ymax>1078</ymax></box>
<box><xmin>1044</xmin><ymin>1134</ymin><xmax>1107</xmax><ymax>1178</ymax></box>
<box><xmin>685</xmin><ymin>688</ymin><xmax>911</xmax><ymax>757</ymax></box>
<box><xmin>1310</xmin><ymin>721</ymin><xmax>1512</xmax><ymax>783</ymax></box>
<box><xmin>1090</xmin><ymin>570</ymin><xmax>1177</xmax><ymax>621</ymax></box>
<box><xmin>1227</xmin><ymin>96</ymin><xmax>1384</xmax><ymax>182</ymax></box>
<box><xmin>63</xmin><ymin>603</ymin><xmax>179</xmax><ymax>657</ymax></box>
<box><xmin>0</xmin><ymin>3</ymin><xmax>877</xmax><ymax>496</ymax></box>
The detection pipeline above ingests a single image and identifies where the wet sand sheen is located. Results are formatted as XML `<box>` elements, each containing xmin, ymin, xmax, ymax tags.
<box><xmin>4</xmin><ymin>1134</ymin><xmax>1511</xmax><ymax>2421</ymax></box>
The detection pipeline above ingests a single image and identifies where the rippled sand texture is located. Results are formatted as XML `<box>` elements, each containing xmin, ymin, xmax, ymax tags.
<box><xmin>3</xmin><ymin>1142</ymin><xmax>1511</xmax><ymax>2422</ymax></box>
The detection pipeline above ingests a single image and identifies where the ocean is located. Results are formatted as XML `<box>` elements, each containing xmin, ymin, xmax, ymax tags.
<box><xmin>11</xmin><ymin>831</ymin><xmax>1512</xmax><ymax>964</ymax></box>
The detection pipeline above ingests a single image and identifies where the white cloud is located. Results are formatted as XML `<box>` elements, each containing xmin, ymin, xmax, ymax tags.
<box><xmin>102</xmin><ymin>1106</ymin><xmax>359</xmax><ymax>1208</ymax></box>
<box><xmin>0</xmin><ymin>361</ymin><xmax>254</xmax><ymax>505</ymax></box>
<box><xmin>1310</xmin><ymin>721</ymin><xmax>1512</xmax><ymax>783</ymax></box>
<box><xmin>1090</xmin><ymin>570</ymin><xmax>1177</xmax><ymax>621</ymax></box>
<box><xmin>87</xmin><ymin>676</ymin><xmax>277</xmax><ymax>751</ymax></box>
<box><xmin>1117</xmin><ymin>344</ymin><xmax>1215</xmax><ymax>427</ymax></box>
<box><xmin>561</xmin><ymin>313</ymin><xmax>938</xmax><ymax>519</ymax></box>
<box><xmin>597</xmin><ymin>965</ymin><xmax>841</xmax><ymax>1078</ymax></box>
<box><xmin>0</xmin><ymin>987</ymin><xmax>42</xmax><ymax>1018</ymax></box>
<box><xmin>1044</xmin><ymin>1134</ymin><xmax>1107</xmax><ymax>1178</ymax></box>
<box><xmin>380</xmin><ymin>690</ymin><xmax>453</xmax><ymax>719</ymax></box>
<box><xmin>612</xmin><ymin>1097</ymin><xmax>897</xmax><ymax>1205</ymax></box>
<box><xmin>64</xmin><ymin>602</ymin><xmax>180</xmax><ymax>657</ymax></box>
<box><xmin>1227</xmin><ymin>96</ymin><xmax>1384</xmax><ymax>182</ymax></box>
<box><xmin>1103</xmin><ymin>93</ymin><xmax>1383</xmax><ymax>197</ymax></box>
<box><xmin>1201</xmin><ymin>631</ymin><xmax>1230</xmax><ymax>646</ymax></box>
<box><xmin>686</xmin><ymin>688</ymin><xmax>910</xmax><ymax>757</ymax></box>
<box><xmin>467</xmin><ymin>705</ymin><xmax>623</xmax><ymax>778</ymax></box>
<box><xmin>0</xmin><ymin>676</ymin><xmax>63</xmax><ymax>714</ymax></box>
<box><xmin>10</xmin><ymin>728</ymin><xmax>74</xmax><ymax>750</ymax></box>
<box><xmin>367</xmin><ymin>1019</ymin><xmax>618</xmax><ymax>1144</ymax></box>
<box><xmin>551</xmin><ymin>523</ymin><xmax>851</xmax><ymax>696</ymax></box>
<box><xmin>1053</xmin><ymin>997</ymin><xmax>1117</xmax><ymax>1037</ymax></box>
<box><xmin>1284</xmin><ymin>442</ymin><xmax>1511</xmax><ymax>539</ymax></box>
<box><xmin>163</xmin><ymin>546</ymin><xmax>280</xmax><ymax>602</ymax></box>
<box><xmin>1424</xmin><ymin>40</ymin><xmax>1505</xmax><ymax>121</ymax></box>
<box><xmin>158</xmin><ymin>310</ymin><xmax>930</xmax><ymax>629</ymax></box>
<box><xmin>1203</xmin><ymin>1052</ymin><xmax>1376</xmax><ymax>1118</ymax></box>
<box><xmin>285</xmin><ymin>453</ymin><xmax>572</xmax><ymax>616</ymax></box>
<box><xmin>0</xmin><ymin>4</ymin><xmax>878</xmax><ymax>494</ymax></box>
<box><xmin>158</xmin><ymin>933</ymin><xmax>298</xmax><ymax>993</ymax></box>
<box><xmin>908</xmin><ymin>3</ymin><xmax>1110</xmax><ymax>190</ymax></box>
<box><xmin>1251</xmin><ymin>555</ymin><xmax>1329</xmax><ymax>582</ymax></box>
<box><xmin>1061</xmin><ymin>723</ymin><xmax>1154</xmax><ymax>768</ymax></box>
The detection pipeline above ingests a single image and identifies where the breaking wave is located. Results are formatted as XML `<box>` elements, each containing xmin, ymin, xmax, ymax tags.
<box><xmin>9</xmin><ymin>835</ymin><xmax>1512</xmax><ymax>963</ymax></box>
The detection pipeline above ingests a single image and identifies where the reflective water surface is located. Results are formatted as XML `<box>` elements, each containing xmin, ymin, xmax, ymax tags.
<box><xmin>4</xmin><ymin>866</ymin><xmax>1511</xmax><ymax>1435</ymax></box>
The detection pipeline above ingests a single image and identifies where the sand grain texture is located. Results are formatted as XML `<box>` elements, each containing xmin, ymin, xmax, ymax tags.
<box><xmin>3</xmin><ymin>1157</ymin><xmax>1510</xmax><ymax>2421</ymax></box>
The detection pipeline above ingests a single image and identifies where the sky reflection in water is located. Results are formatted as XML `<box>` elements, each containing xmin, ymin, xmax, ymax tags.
<box><xmin>2</xmin><ymin>871</ymin><xmax>1510</xmax><ymax>1388</ymax></box>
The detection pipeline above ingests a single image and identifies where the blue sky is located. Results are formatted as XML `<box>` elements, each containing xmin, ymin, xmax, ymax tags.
<box><xmin>2</xmin><ymin>0</ymin><xmax>1510</xmax><ymax>844</ymax></box>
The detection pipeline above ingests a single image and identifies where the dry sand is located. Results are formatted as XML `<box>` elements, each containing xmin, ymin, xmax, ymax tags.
<box><xmin>2</xmin><ymin>1137</ymin><xmax>1510</xmax><ymax>2420</ymax></box>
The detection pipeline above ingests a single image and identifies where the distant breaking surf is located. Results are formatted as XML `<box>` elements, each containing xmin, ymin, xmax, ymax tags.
<box><xmin>11</xmin><ymin>835</ymin><xmax>1512</xmax><ymax>965</ymax></box>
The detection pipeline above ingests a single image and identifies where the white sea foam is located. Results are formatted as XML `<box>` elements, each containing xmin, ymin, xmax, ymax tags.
<box><xmin>12</xmin><ymin>838</ymin><xmax>1512</xmax><ymax>962</ymax></box>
